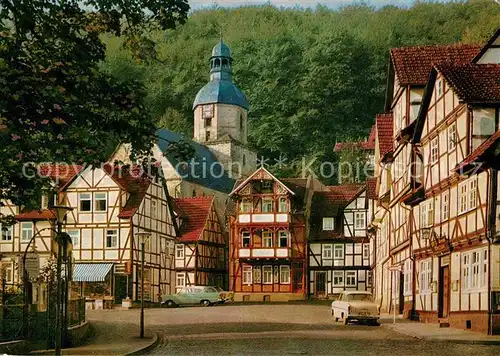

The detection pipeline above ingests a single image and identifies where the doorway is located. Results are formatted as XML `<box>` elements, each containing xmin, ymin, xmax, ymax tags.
<box><xmin>398</xmin><ymin>271</ymin><xmax>404</xmax><ymax>314</ymax></box>
<box><xmin>438</xmin><ymin>265</ymin><xmax>450</xmax><ymax>318</ymax></box>
<box><xmin>315</xmin><ymin>271</ymin><xmax>326</xmax><ymax>297</ymax></box>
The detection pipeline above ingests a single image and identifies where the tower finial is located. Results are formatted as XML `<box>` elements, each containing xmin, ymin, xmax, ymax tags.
<box><xmin>219</xmin><ymin>28</ymin><xmax>223</xmax><ymax>42</ymax></box>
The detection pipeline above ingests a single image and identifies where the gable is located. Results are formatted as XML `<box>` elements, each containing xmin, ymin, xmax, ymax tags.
<box><xmin>230</xmin><ymin>167</ymin><xmax>295</xmax><ymax>196</ymax></box>
<box><xmin>473</xmin><ymin>29</ymin><xmax>500</xmax><ymax>65</ymax></box>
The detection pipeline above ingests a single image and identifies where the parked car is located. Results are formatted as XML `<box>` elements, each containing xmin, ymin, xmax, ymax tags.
<box><xmin>331</xmin><ymin>291</ymin><xmax>379</xmax><ymax>325</ymax></box>
<box><xmin>162</xmin><ymin>286</ymin><xmax>223</xmax><ymax>307</ymax></box>
<box><xmin>215</xmin><ymin>287</ymin><xmax>234</xmax><ymax>303</ymax></box>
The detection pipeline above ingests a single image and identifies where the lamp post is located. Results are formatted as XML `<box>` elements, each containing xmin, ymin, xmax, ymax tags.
<box><xmin>53</xmin><ymin>205</ymin><xmax>73</xmax><ymax>356</ymax></box>
<box><xmin>136</xmin><ymin>232</ymin><xmax>151</xmax><ymax>339</ymax></box>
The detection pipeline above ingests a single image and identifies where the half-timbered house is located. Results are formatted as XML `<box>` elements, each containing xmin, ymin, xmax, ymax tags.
<box><xmin>410</xmin><ymin>29</ymin><xmax>500</xmax><ymax>334</ymax></box>
<box><xmin>308</xmin><ymin>182</ymin><xmax>375</xmax><ymax>299</ymax></box>
<box><xmin>61</xmin><ymin>164</ymin><xmax>177</xmax><ymax>304</ymax></box>
<box><xmin>228</xmin><ymin>168</ymin><xmax>308</xmax><ymax>302</ymax></box>
<box><xmin>173</xmin><ymin>196</ymin><xmax>227</xmax><ymax>290</ymax></box>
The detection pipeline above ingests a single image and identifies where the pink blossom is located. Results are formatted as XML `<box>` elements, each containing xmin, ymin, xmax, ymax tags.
<box><xmin>11</xmin><ymin>134</ymin><xmax>21</xmax><ymax>141</ymax></box>
<box><xmin>56</xmin><ymin>134</ymin><xmax>63</xmax><ymax>140</ymax></box>
<box><xmin>41</xmin><ymin>119</ymin><xmax>49</xmax><ymax>125</ymax></box>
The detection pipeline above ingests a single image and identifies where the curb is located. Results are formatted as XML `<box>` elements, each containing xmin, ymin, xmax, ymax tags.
<box><xmin>124</xmin><ymin>332</ymin><xmax>160</xmax><ymax>356</ymax></box>
<box><xmin>381</xmin><ymin>324</ymin><xmax>500</xmax><ymax>345</ymax></box>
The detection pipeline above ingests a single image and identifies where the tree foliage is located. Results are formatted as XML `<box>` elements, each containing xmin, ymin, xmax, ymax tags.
<box><xmin>0</xmin><ymin>0</ymin><xmax>190</xmax><ymax>215</ymax></box>
<box><xmin>102</xmin><ymin>1</ymin><xmax>498</xmax><ymax>183</ymax></box>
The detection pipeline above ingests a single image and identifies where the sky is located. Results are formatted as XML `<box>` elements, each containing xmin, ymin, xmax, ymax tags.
<box><xmin>188</xmin><ymin>0</ymin><xmax>457</xmax><ymax>10</ymax></box>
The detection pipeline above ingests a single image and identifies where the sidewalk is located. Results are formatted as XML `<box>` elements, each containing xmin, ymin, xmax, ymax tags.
<box><xmin>381</xmin><ymin>317</ymin><xmax>500</xmax><ymax>345</ymax></box>
<box><xmin>31</xmin><ymin>317</ymin><xmax>159</xmax><ymax>355</ymax></box>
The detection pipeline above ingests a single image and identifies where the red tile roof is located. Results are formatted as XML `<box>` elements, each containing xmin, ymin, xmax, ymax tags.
<box><xmin>39</xmin><ymin>164</ymin><xmax>83</xmax><ymax>188</ymax></box>
<box><xmin>174</xmin><ymin>196</ymin><xmax>214</xmax><ymax>242</ymax></box>
<box><xmin>436</xmin><ymin>63</ymin><xmax>500</xmax><ymax>103</ymax></box>
<box><xmin>376</xmin><ymin>113</ymin><xmax>394</xmax><ymax>157</ymax></box>
<box><xmin>390</xmin><ymin>44</ymin><xmax>481</xmax><ymax>86</ymax></box>
<box><xmin>366</xmin><ymin>177</ymin><xmax>377</xmax><ymax>200</ymax></box>
<box><xmin>454</xmin><ymin>130</ymin><xmax>500</xmax><ymax>173</ymax></box>
<box><xmin>327</xmin><ymin>184</ymin><xmax>365</xmax><ymax>205</ymax></box>
<box><xmin>16</xmin><ymin>209</ymin><xmax>56</xmax><ymax>221</ymax></box>
<box><xmin>334</xmin><ymin>125</ymin><xmax>376</xmax><ymax>153</ymax></box>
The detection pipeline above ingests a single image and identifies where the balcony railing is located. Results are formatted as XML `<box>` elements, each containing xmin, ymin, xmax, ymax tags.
<box><xmin>238</xmin><ymin>213</ymin><xmax>289</xmax><ymax>224</ymax></box>
<box><xmin>239</xmin><ymin>247</ymin><xmax>289</xmax><ymax>259</ymax></box>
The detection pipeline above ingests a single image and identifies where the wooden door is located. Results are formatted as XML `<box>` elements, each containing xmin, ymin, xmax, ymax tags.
<box><xmin>438</xmin><ymin>265</ymin><xmax>450</xmax><ymax>318</ymax></box>
<box><xmin>315</xmin><ymin>271</ymin><xmax>326</xmax><ymax>296</ymax></box>
<box><xmin>398</xmin><ymin>271</ymin><xmax>404</xmax><ymax>314</ymax></box>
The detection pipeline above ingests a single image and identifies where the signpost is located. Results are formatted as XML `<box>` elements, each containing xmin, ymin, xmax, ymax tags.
<box><xmin>389</xmin><ymin>265</ymin><xmax>403</xmax><ymax>324</ymax></box>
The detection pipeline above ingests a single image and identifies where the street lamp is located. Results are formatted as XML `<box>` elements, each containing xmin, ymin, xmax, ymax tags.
<box><xmin>53</xmin><ymin>205</ymin><xmax>73</xmax><ymax>356</ymax></box>
<box><xmin>136</xmin><ymin>231</ymin><xmax>151</xmax><ymax>339</ymax></box>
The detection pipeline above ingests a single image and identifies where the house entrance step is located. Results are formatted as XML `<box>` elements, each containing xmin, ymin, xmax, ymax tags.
<box><xmin>438</xmin><ymin>319</ymin><xmax>450</xmax><ymax>328</ymax></box>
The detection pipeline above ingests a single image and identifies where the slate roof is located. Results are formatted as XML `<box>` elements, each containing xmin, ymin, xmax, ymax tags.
<box><xmin>156</xmin><ymin>129</ymin><xmax>235</xmax><ymax>194</ymax></box>
<box><xmin>436</xmin><ymin>63</ymin><xmax>500</xmax><ymax>103</ymax></box>
<box><xmin>376</xmin><ymin>113</ymin><xmax>394</xmax><ymax>157</ymax></box>
<box><xmin>175</xmin><ymin>196</ymin><xmax>214</xmax><ymax>242</ymax></box>
<box><xmin>334</xmin><ymin>125</ymin><xmax>376</xmax><ymax>153</ymax></box>
<box><xmin>390</xmin><ymin>44</ymin><xmax>481</xmax><ymax>86</ymax></box>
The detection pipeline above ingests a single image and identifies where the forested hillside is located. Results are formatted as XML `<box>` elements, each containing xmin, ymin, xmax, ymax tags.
<box><xmin>102</xmin><ymin>0</ymin><xmax>499</xmax><ymax>181</ymax></box>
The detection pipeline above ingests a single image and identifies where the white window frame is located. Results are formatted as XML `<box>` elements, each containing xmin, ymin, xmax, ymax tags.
<box><xmin>253</xmin><ymin>266</ymin><xmax>261</xmax><ymax>283</ymax></box>
<box><xmin>175</xmin><ymin>244</ymin><xmax>184</xmax><ymax>259</ymax></box>
<box><xmin>262</xmin><ymin>198</ymin><xmax>273</xmax><ymax>213</ymax></box>
<box><xmin>442</xmin><ymin>191</ymin><xmax>449</xmax><ymax>221</ymax></box>
<box><xmin>94</xmin><ymin>192</ymin><xmax>107</xmax><ymax>212</ymax></box>
<box><xmin>241</xmin><ymin>231</ymin><xmax>251</xmax><ymax>248</ymax></box>
<box><xmin>322</xmin><ymin>244</ymin><xmax>332</xmax><ymax>260</ymax></box>
<box><xmin>79</xmin><ymin>193</ymin><xmax>92</xmax><ymax>212</ymax></box>
<box><xmin>21</xmin><ymin>222</ymin><xmax>33</xmax><ymax>242</ymax></box>
<box><xmin>240</xmin><ymin>199</ymin><xmax>252</xmax><ymax>213</ymax></box>
<box><xmin>459</xmin><ymin>182</ymin><xmax>468</xmax><ymax>214</ymax></box>
<box><xmin>278</xmin><ymin>198</ymin><xmax>288</xmax><ymax>213</ymax></box>
<box><xmin>363</xmin><ymin>244</ymin><xmax>369</xmax><ymax>259</ymax></box>
<box><xmin>403</xmin><ymin>259</ymin><xmax>412</xmax><ymax>296</ymax></box>
<box><xmin>278</xmin><ymin>231</ymin><xmax>289</xmax><ymax>248</ymax></box>
<box><xmin>67</xmin><ymin>229</ymin><xmax>80</xmax><ymax>247</ymax></box>
<box><xmin>151</xmin><ymin>200</ymin><xmax>157</xmax><ymax>219</ymax></box>
<box><xmin>419</xmin><ymin>259</ymin><xmax>432</xmax><ymax>294</ymax></box>
<box><xmin>1</xmin><ymin>224</ymin><xmax>13</xmax><ymax>242</ymax></box>
<box><xmin>430</xmin><ymin>137</ymin><xmax>439</xmax><ymax>164</ymax></box>
<box><xmin>2</xmin><ymin>263</ymin><xmax>13</xmax><ymax>283</ymax></box>
<box><xmin>106</xmin><ymin>229</ymin><xmax>118</xmax><ymax>248</ymax></box>
<box><xmin>262</xmin><ymin>230</ymin><xmax>273</xmax><ymax>248</ymax></box>
<box><xmin>279</xmin><ymin>265</ymin><xmax>290</xmax><ymax>284</ymax></box>
<box><xmin>262</xmin><ymin>265</ymin><xmax>273</xmax><ymax>284</ymax></box>
<box><xmin>462</xmin><ymin>249</ymin><xmax>488</xmax><ymax>291</ymax></box>
<box><xmin>334</xmin><ymin>244</ymin><xmax>344</xmax><ymax>259</ymax></box>
<box><xmin>469</xmin><ymin>179</ymin><xmax>477</xmax><ymax>211</ymax></box>
<box><xmin>355</xmin><ymin>212</ymin><xmax>365</xmax><ymax>229</ymax></box>
<box><xmin>242</xmin><ymin>266</ymin><xmax>252</xmax><ymax>285</ymax></box>
<box><xmin>176</xmin><ymin>272</ymin><xmax>185</xmax><ymax>287</ymax></box>
<box><xmin>322</xmin><ymin>217</ymin><xmax>334</xmax><ymax>231</ymax></box>
<box><xmin>333</xmin><ymin>271</ymin><xmax>344</xmax><ymax>286</ymax></box>
<box><xmin>459</xmin><ymin>178</ymin><xmax>478</xmax><ymax>215</ymax></box>
<box><xmin>471</xmin><ymin>251</ymin><xmax>480</xmax><ymax>289</ymax></box>
<box><xmin>462</xmin><ymin>254</ymin><xmax>470</xmax><ymax>290</ymax></box>
<box><xmin>346</xmin><ymin>271</ymin><xmax>356</xmax><ymax>286</ymax></box>
<box><xmin>448</xmin><ymin>123</ymin><xmax>457</xmax><ymax>151</ymax></box>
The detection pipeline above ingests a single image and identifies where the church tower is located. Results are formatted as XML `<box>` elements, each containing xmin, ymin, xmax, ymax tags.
<box><xmin>193</xmin><ymin>40</ymin><xmax>256</xmax><ymax>178</ymax></box>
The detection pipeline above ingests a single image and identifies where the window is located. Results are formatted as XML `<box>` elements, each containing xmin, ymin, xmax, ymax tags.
<box><xmin>253</xmin><ymin>266</ymin><xmax>261</xmax><ymax>283</ymax></box>
<box><xmin>334</xmin><ymin>244</ymin><xmax>344</xmax><ymax>259</ymax></box>
<box><xmin>105</xmin><ymin>230</ymin><xmax>118</xmax><ymax>248</ymax></box>
<box><xmin>278</xmin><ymin>231</ymin><xmax>288</xmax><ymax>248</ymax></box>
<box><xmin>240</xmin><ymin>113</ymin><xmax>244</xmax><ymax>130</ymax></box>
<box><xmin>278</xmin><ymin>198</ymin><xmax>288</xmax><ymax>213</ymax></box>
<box><xmin>346</xmin><ymin>271</ymin><xmax>356</xmax><ymax>286</ymax></box>
<box><xmin>202</xmin><ymin>105</ymin><xmax>213</xmax><ymax>119</ymax></box>
<box><xmin>430</xmin><ymin>137</ymin><xmax>439</xmax><ymax>164</ymax></box>
<box><xmin>242</xmin><ymin>266</ymin><xmax>252</xmax><ymax>285</ymax></box>
<box><xmin>421</xmin><ymin>199</ymin><xmax>434</xmax><ymax>228</ymax></box>
<box><xmin>462</xmin><ymin>254</ymin><xmax>470</xmax><ymax>290</ymax></box>
<box><xmin>2</xmin><ymin>264</ymin><xmax>12</xmax><ymax>283</ymax></box>
<box><xmin>481</xmin><ymin>250</ymin><xmax>488</xmax><ymax>287</ymax></box>
<box><xmin>363</xmin><ymin>244</ymin><xmax>369</xmax><ymax>259</ymax></box>
<box><xmin>442</xmin><ymin>192</ymin><xmax>449</xmax><ymax>221</ymax></box>
<box><xmin>241</xmin><ymin>231</ymin><xmax>251</xmax><ymax>247</ymax></box>
<box><xmin>462</xmin><ymin>250</ymin><xmax>488</xmax><ymax>290</ymax></box>
<box><xmin>262</xmin><ymin>198</ymin><xmax>273</xmax><ymax>213</ymax></box>
<box><xmin>322</xmin><ymin>217</ymin><xmax>334</xmax><ymax>231</ymax></box>
<box><xmin>333</xmin><ymin>271</ymin><xmax>344</xmax><ymax>286</ymax></box>
<box><xmin>322</xmin><ymin>244</ymin><xmax>332</xmax><ymax>259</ymax></box>
<box><xmin>367</xmin><ymin>271</ymin><xmax>373</xmax><ymax>287</ymax></box>
<box><xmin>204</xmin><ymin>118</ymin><xmax>212</xmax><ymax>127</ymax></box>
<box><xmin>262</xmin><ymin>230</ymin><xmax>273</xmax><ymax>248</ymax></box>
<box><xmin>448</xmin><ymin>124</ymin><xmax>457</xmax><ymax>151</ymax></box>
<box><xmin>469</xmin><ymin>179</ymin><xmax>477</xmax><ymax>210</ymax></box>
<box><xmin>471</xmin><ymin>251</ymin><xmax>480</xmax><ymax>288</ymax></box>
<box><xmin>280</xmin><ymin>265</ymin><xmax>290</xmax><ymax>284</ymax></box>
<box><xmin>79</xmin><ymin>193</ymin><xmax>92</xmax><ymax>212</ymax></box>
<box><xmin>176</xmin><ymin>273</ymin><xmax>185</xmax><ymax>287</ymax></box>
<box><xmin>262</xmin><ymin>266</ymin><xmax>273</xmax><ymax>284</ymax></box>
<box><xmin>205</xmin><ymin>130</ymin><xmax>210</xmax><ymax>141</ymax></box>
<box><xmin>420</xmin><ymin>260</ymin><xmax>432</xmax><ymax>294</ymax></box>
<box><xmin>436</xmin><ymin>79</ymin><xmax>443</xmax><ymax>97</ymax></box>
<box><xmin>151</xmin><ymin>200</ymin><xmax>157</xmax><ymax>219</ymax></box>
<box><xmin>67</xmin><ymin>230</ymin><xmax>80</xmax><ymax>247</ymax></box>
<box><xmin>94</xmin><ymin>192</ymin><xmax>107</xmax><ymax>212</ymax></box>
<box><xmin>21</xmin><ymin>222</ymin><xmax>33</xmax><ymax>241</ymax></box>
<box><xmin>403</xmin><ymin>259</ymin><xmax>412</xmax><ymax>296</ymax></box>
<box><xmin>262</xmin><ymin>181</ymin><xmax>273</xmax><ymax>191</ymax></box>
<box><xmin>1</xmin><ymin>224</ymin><xmax>12</xmax><ymax>241</ymax></box>
<box><xmin>240</xmin><ymin>199</ymin><xmax>252</xmax><ymax>213</ymax></box>
<box><xmin>176</xmin><ymin>244</ymin><xmax>184</xmax><ymax>259</ymax></box>
<box><xmin>459</xmin><ymin>183</ymin><xmax>468</xmax><ymax>214</ymax></box>
<box><xmin>355</xmin><ymin>212</ymin><xmax>365</xmax><ymax>229</ymax></box>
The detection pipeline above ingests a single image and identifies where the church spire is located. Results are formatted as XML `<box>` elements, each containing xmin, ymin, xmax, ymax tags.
<box><xmin>210</xmin><ymin>38</ymin><xmax>232</xmax><ymax>81</ymax></box>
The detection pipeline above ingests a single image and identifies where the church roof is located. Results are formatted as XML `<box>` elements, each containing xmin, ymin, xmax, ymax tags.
<box><xmin>212</xmin><ymin>40</ymin><xmax>231</xmax><ymax>58</ymax></box>
<box><xmin>193</xmin><ymin>79</ymin><xmax>249</xmax><ymax>110</ymax></box>
<box><xmin>156</xmin><ymin>129</ymin><xmax>235</xmax><ymax>194</ymax></box>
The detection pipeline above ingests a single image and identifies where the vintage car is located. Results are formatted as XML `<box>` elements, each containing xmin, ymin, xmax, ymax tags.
<box><xmin>161</xmin><ymin>286</ymin><xmax>224</xmax><ymax>307</ymax></box>
<box><xmin>331</xmin><ymin>291</ymin><xmax>379</xmax><ymax>325</ymax></box>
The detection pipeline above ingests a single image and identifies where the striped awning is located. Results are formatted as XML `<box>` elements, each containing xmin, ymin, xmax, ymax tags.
<box><xmin>73</xmin><ymin>263</ymin><xmax>114</xmax><ymax>282</ymax></box>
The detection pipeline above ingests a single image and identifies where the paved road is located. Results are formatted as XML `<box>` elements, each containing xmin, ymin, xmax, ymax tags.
<box><xmin>88</xmin><ymin>304</ymin><xmax>500</xmax><ymax>355</ymax></box>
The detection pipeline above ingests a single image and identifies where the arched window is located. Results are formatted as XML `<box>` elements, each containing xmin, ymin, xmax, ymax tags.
<box><xmin>214</xmin><ymin>58</ymin><xmax>221</xmax><ymax>67</ymax></box>
<box><xmin>192</xmin><ymin>189</ymin><xmax>196</xmax><ymax>197</ymax></box>
<box><xmin>222</xmin><ymin>59</ymin><xmax>228</xmax><ymax>67</ymax></box>
<box><xmin>240</xmin><ymin>113</ymin><xmax>244</xmax><ymax>130</ymax></box>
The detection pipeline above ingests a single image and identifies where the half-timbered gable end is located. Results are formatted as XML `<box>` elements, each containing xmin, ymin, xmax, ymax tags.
<box><xmin>174</xmin><ymin>196</ymin><xmax>226</xmax><ymax>290</ymax></box>
<box><xmin>62</xmin><ymin>164</ymin><xmax>176</xmax><ymax>303</ymax></box>
<box><xmin>228</xmin><ymin>167</ymin><xmax>308</xmax><ymax>302</ymax></box>
<box><xmin>308</xmin><ymin>183</ymin><xmax>374</xmax><ymax>299</ymax></box>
